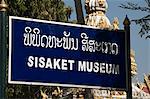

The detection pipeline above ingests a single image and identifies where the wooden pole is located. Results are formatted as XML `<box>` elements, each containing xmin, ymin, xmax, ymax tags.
<box><xmin>74</xmin><ymin>0</ymin><xmax>85</xmax><ymax>25</ymax></box>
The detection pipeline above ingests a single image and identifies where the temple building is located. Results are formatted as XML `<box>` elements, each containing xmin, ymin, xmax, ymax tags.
<box><xmin>131</xmin><ymin>49</ymin><xmax>137</xmax><ymax>76</ymax></box>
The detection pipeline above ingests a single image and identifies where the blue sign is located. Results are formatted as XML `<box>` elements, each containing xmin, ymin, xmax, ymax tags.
<box><xmin>8</xmin><ymin>16</ymin><xmax>126</xmax><ymax>89</ymax></box>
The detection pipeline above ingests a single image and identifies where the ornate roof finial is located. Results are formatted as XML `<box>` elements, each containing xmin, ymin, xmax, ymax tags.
<box><xmin>123</xmin><ymin>15</ymin><xmax>131</xmax><ymax>26</ymax></box>
<box><xmin>112</xmin><ymin>17</ymin><xmax>119</xmax><ymax>30</ymax></box>
<box><xmin>0</xmin><ymin>0</ymin><xmax>8</xmax><ymax>11</ymax></box>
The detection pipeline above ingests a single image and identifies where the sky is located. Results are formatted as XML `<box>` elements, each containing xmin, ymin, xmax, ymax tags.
<box><xmin>64</xmin><ymin>0</ymin><xmax>150</xmax><ymax>81</ymax></box>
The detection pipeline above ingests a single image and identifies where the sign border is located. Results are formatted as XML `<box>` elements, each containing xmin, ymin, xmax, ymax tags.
<box><xmin>8</xmin><ymin>16</ymin><xmax>126</xmax><ymax>90</ymax></box>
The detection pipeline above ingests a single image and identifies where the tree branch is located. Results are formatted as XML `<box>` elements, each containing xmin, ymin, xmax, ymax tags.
<box><xmin>119</xmin><ymin>2</ymin><xmax>150</xmax><ymax>12</ymax></box>
<box><xmin>120</xmin><ymin>1</ymin><xmax>150</xmax><ymax>39</ymax></box>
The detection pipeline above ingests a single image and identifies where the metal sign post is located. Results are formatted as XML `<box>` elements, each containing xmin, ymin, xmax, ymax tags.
<box><xmin>0</xmin><ymin>0</ymin><xmax>7</xmax><ymax>98</ymax></box>
<box><xmin>124</xmin><ymin>15</ymin><xmax>132</xmax><ymax>99</ymax></box>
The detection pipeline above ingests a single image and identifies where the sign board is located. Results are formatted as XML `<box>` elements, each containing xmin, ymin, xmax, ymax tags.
<box><xmin>9</xmin><ymin>16</ymin><xmax>126</xmax><ymax>89</ymax></box>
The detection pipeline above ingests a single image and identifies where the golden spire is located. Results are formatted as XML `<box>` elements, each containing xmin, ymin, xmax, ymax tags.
<box><xmin>0</xmin><ymin>0</ymin><xmax>8</xmax><ymax>11</ymax></box>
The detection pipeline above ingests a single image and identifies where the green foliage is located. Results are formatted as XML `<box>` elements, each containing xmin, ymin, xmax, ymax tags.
<box><xmin>120</xmin><ymin>0</ymin><xmax>150</xmax><ymax>39</ymax></box>
<box><xmin>6</xmin><ymin>0</ymin><xmax>71</xmax><ymax>22</ymax></box>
